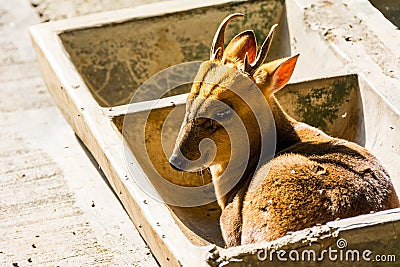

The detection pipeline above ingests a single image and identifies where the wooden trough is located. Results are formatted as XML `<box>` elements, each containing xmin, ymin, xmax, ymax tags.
<box><xmin>31</xmin><ymin>0</ymin><xmax>400</xmax><ymax>265</ymax></box>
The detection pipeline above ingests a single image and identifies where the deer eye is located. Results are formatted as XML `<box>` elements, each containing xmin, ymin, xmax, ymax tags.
<box><xmin>214</xmin><ymin>108</ymin><xmax>232</xmax><ymax>120</ymax></box>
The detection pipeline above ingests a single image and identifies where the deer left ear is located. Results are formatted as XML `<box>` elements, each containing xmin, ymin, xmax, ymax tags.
<box><xmin>222</xmin><ymin>30</ymin><xmax>257</xmax><ymax>64</ymax></box>
<box><xmin>253</xmin><ymin>54</ymin><xmax>299</xmax><ymax>96</ymax></box>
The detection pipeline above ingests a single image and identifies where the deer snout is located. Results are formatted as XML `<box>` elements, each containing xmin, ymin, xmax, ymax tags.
<box><xmin>169</xmin><ymin>153</ymin><xmax>188</xmax><ymax>172</ymax></box>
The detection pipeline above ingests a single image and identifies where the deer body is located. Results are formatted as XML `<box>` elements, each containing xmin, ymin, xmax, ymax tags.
<box><xmin>228</xmin><ymin>96</ymin><xmax>399</xmax><ymax>246</ymax></box>
<box><xmin>169</xmin><ymin>14</ymin><xmax>399</xmax><ymax>247</ymax></box>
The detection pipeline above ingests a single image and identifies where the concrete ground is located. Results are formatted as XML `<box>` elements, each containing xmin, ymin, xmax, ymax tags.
<box><xmin>30</xmin><ymin>0</ymin><xmax>164</xmax><ymax>21</ymax></box>
<box><xmin>0</xmin><ymin>0</ymin><xmax>162</xmax><ymax>266</ymax></box>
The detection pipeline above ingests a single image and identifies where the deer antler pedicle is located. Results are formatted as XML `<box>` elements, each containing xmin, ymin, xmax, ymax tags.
<box><xmin>210</xmin><ymin>14</ymin><xmax>278</xmax><ymax>75</ymax></box>
<box><xmin>210</xmin><ymin>13</ymin><xmax>244</xmax><ymax>61</ymax></box>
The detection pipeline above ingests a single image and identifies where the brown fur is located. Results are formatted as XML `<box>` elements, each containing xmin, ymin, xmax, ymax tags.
<box><xmin>170</xmin><ymin>22</ymin><xmax>399</xmax><ymax>247</ymax></box>
<box><xmin>240</xmin><ymin>96</ymin><xmax>399</xmax><ymax>245</ymax></box>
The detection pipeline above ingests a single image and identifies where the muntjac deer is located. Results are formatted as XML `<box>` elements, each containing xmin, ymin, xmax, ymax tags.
<box><xmin>169</xmin><ymin>13</ymin><xmax>399</xmax><ymax>247</ymax></box>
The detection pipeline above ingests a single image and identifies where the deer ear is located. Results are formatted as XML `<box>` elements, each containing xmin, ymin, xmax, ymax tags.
<box><xmin>253</xmin><ymin>54</ymin><xmax>299</xmax><ymax>96</ymax></box>
<box><xmin>222</xmin><ymin>30</ymin><xmax>257</xmax><ymax>64</ymax></box>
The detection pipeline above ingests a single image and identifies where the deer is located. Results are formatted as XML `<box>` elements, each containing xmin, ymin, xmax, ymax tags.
<box><xmin>168</xmin><ymin>13</ymin><xmax>399</xmax><ymax>247</ymax></box>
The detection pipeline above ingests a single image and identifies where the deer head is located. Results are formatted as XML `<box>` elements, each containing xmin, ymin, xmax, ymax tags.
<box><xmin>169</xmin><ymin>14</ymin><xmax>299</xmax><ymax>184</ymax></box>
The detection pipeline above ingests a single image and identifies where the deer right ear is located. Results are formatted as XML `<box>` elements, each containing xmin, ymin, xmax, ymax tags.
<box><xmin>253</xmin><ymin>54</ymin><xmax>299</xmax><ymax>96</ymax></box>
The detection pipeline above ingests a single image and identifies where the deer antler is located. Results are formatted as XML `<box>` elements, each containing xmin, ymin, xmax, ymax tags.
<box><xmin>243</xmin><ymin>24</ymin><xmax>278</xmax><ymax>75</ymax></box>
<box><xmin>210</xmin><ymin>13</ymin><xmax>244</xmax><ymax>61</ymax></box>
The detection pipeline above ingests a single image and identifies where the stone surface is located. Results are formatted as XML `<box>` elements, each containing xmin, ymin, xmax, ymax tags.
<box><xmin>30</xmin><ymin>0</ymin><xmax>166</xmax><ymax>21</ymax></box>
<box><xmin>58</xmin><ymin>1</ymin><xmax>283</xmax><ymax>106</ymax></box>
<box><xmin>23</xmin><ymin>0</ymin><xmax>400</xmax><ymax>265</ymax></box>
<box><xmin>0</xmin><ymin>0</ymin><xmax>158</xmax><ymax>266</ymax></box>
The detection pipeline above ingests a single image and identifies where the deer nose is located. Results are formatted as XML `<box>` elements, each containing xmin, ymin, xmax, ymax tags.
<box><xmin>169</xmin><ymin>154</ymin><xmax>187</xmax><ymax>171</ymax></box>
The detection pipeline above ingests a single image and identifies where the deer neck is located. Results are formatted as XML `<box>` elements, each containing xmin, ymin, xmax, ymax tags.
<box><xmin>268</xmin><ymin>95</ymin><xmax>301</xmax><ymax>152</ymax></box>
<box><xmin>210</xmin><ymin>146</ymin><xmax>260</xmax><ymax>209</ymax></box>
<box><xmin>211</xmin><ymin>165</ymin><xmax>256</xmax><ymax>210</ymax></box>
<box><xmin>209</xmin><ymin>96</ymin><xmax>301</xmax><ymax>209</ymax></box>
